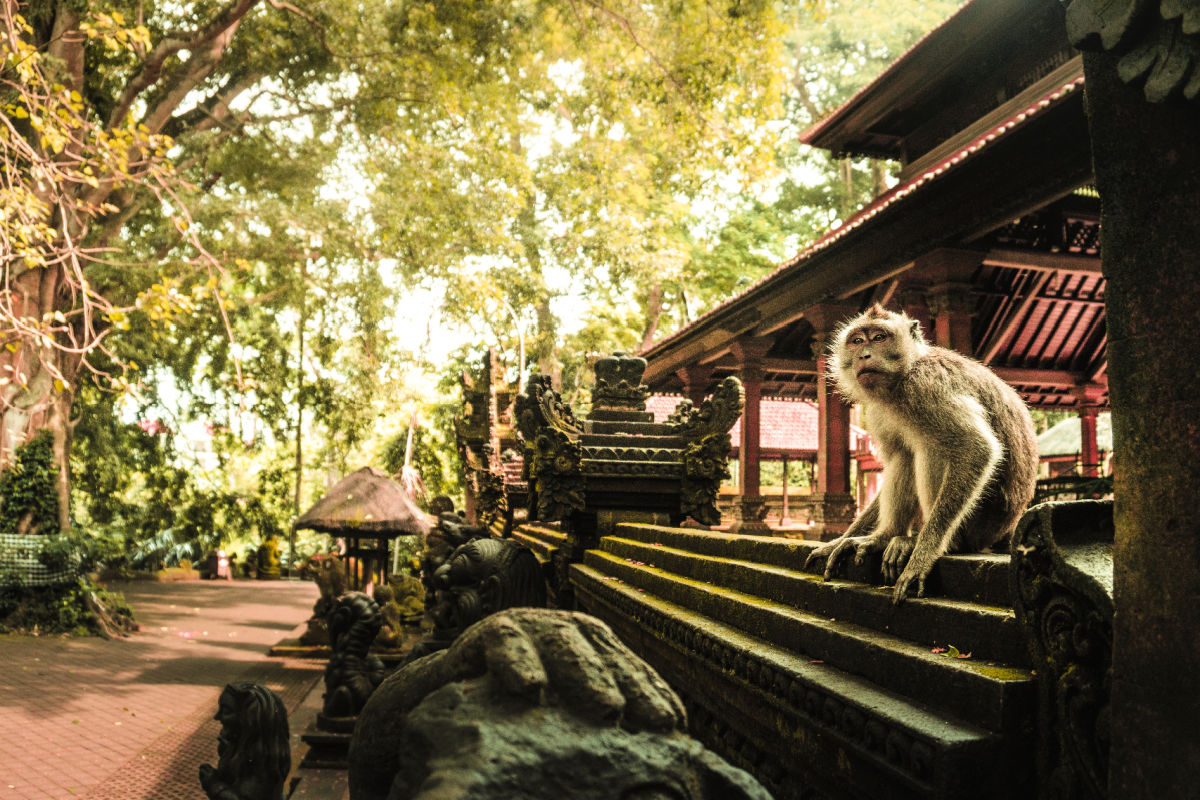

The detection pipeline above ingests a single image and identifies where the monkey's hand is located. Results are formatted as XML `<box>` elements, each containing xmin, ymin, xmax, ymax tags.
<box><xmin>805</xmin><ymin>534</ymin><xmax>889</xmax><ymax>581</ymax></box>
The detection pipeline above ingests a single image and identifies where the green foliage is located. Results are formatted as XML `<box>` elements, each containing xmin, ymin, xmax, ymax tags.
<box><xmin>379</xmin><ymin>419</ymin><xmax>461</xmax><ymax>509</ymax></box>
<box><xmin>0</xmin><ymin>431</ymin><xmax>60</xmax><ymax>536</ymax></box>
<box><xmin>69</xmin><ymin>385</ymin><xmax>294</xmax><ymax>571</ymax></box>
<box><xmin>761</xmin><ymin>459</ymin><xmax>813</xmax><ymax>489</ymax></box>
<box><xmin>0</xmin><ymin>576</ymin><xmax>133</xmax><ymax>636</ymax></box>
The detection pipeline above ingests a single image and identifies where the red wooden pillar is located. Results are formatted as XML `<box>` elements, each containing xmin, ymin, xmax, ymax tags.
<box><xmin>928</xmin><ymin>285</ymin><xmax>976</xmax><ymax>355</ymax></box>
<box><xmin>1079</xmin><ymin>407</ymin><xmax>1100</xmax><ymax>477</ymax></box>
<box><xmin>729</xmin><ymin>339</ymin><xmax>771</xmax><ymax>534</ymax></box>
<box><xmin>913</xmin><ymin>248</ymin><xmax>981</xmax><ymax>355</ymax></box>
<box><xmin>804</xmin><ymin>306</ymin><xmax>858</xmax><ymax>541</ymax></box>
<box><xmin>780</xmin><ymin>454</ymin><xmax>791</xmax><ymax>526</ymax></box>
<box><xmin>1073</xmin><ymin>385</ymin><xmax>1105</xmax><ymax>478</ymax></box>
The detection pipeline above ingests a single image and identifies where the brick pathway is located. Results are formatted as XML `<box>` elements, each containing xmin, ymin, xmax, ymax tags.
<box><xmin>0</xmin><ymin>579</ymin><xmax>321</xmax><ymax>800</ymax></box>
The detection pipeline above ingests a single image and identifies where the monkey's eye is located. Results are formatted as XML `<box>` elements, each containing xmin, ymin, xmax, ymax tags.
<box><xmin>851</xmin><ymin>336</ymin><xmax>865</xmax><ymax>345</ymax></box>
<box><xmin>872</xmin><ymin>333</ymin><xmax>888</xmax><ymax>342</ymax></box>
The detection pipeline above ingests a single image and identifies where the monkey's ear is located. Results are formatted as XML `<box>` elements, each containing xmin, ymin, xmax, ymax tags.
<box><xmin>909</xmin><ymin>319</ymin><xmax>923</xmax><ymax>341</ymax></box>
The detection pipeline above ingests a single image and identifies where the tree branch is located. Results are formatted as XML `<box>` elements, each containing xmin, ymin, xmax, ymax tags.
<box><xmin>106</xmin><ymin>0</ymin><xmax>260</xmax><ymax>130</ymax></box>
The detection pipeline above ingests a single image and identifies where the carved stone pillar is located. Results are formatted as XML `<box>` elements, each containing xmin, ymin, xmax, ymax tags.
<box><xmin>729</xmin><ymin>339</ymin><xmax>771</xmax><ymax>534</ymax></box>
<box><xmin>803</xmin><ymin>305</ymin><xmax>858</xmax><ymax>541</ymax></box>
<box><xmin>675</xmin><ymin>365</ymin><xmax>713</xmax><ymax>408</ymax></box>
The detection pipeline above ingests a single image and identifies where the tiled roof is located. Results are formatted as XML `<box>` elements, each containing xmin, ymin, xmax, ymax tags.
<box><xmin>641</xmin><ymin>74</ymin><xmax>1086</xmax><ymax>360</ymax></box>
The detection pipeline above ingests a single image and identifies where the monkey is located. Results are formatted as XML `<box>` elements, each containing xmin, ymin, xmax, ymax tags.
<box><xmin>804</xmin><ymin>304</ymin><xmax>1038</xmax><ymax>604</ymax></box>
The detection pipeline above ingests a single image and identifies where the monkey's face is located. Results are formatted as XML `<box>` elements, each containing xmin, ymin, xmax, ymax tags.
<box><xmin>834</xmin><ymin>308</ymin><xmax>923</xmax><ymax>396</ymax></box>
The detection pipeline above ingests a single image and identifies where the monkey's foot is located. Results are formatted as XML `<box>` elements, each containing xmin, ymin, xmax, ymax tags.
<box><xmin>880</xmin><ymin>536</ymin><xmax>915</xmax><ymax>584</ymax></box>
<box><xmin>891</xmin><ymin>551</ymin><xmax>937</xmax><ymax>605</ymax></box>
<box><xmin>806</xmin><ymin>534</ymin><xmax>888</xmax><ymax>581</ymax></box>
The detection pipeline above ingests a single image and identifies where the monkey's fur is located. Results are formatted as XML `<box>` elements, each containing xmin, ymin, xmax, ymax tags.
<box><xmin>805</xmin><ymin>304</ymin><xmax>1038</xmax><ymax>604</ymax></box>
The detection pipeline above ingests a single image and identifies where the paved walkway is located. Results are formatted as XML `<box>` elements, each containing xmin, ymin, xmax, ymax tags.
<box><xmin>0</xmin><ymin>579</ymin><xmax>321</xmax><ymax>800</ymax></box>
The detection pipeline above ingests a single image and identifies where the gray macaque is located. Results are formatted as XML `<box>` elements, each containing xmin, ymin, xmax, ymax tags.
<box><xmin>806</xmin><ymin>304</ymin><xmax>1038</xmax><ymax>603</ymax></box>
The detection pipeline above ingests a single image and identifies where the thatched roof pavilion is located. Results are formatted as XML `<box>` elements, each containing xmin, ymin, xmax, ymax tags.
<box><xmin>295</xmin><ymin>466</ymin><xmax>432</xmax><ymax>536</ymax></box>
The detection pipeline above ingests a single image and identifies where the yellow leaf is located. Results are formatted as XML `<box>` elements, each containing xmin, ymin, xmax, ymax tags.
<box><xmin>53</xmin><ymin>379</ymin><xmax>65</xmax><ymax>393</ymax></box>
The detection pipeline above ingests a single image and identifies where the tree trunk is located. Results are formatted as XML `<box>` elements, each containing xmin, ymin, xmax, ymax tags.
<box><xmin>640</xmin><ymin>282</ymin><xmax>664</xmax><ymax>352</ymax></box>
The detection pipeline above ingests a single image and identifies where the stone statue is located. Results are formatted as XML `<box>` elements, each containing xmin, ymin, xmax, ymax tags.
<box><xmin>256</xmin><ymin>535</ymin><xmax>281</xmax><ymax>580</ymax></box>
<box><xmin>388</xmin><ymin>572</ymin><xmax>426</xmax><ymax>623</ymax></box>
<box><xmin>418</xmin><ymin>513</ymin><xmax>487</xmax><ymax>598</ymax></box>
<box><xmin>323</xmin><ymin>591</ymin><xmax>387</xmax><ymax>717</ymax></box>
<box><xmin>199</xmin><ymin>681</ymin><xmax>290</xmax><ymax>800</ymax></box>
<box><xmin>372</xmin><ymin>585</ymin><xmax>409</xmax><ymax>650</ymax></box>
<box><xmin>348</xmin><ymin>608</ymin><xmax>772</xmax><ymax>800</ymax></box>
<box><xmin>405</xmin><ymin>536</ymin><xmax>546</xmax><ymax>662</ymax></box>
<box><xmin>300</xmin><ymin>553</ymin><xmax>349</xmax><ymax>646</ymax></box>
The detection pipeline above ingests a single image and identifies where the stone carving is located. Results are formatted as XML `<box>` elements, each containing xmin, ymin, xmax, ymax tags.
<box><xmin>514</xmin><ymin>374</ymin><xmax>584</xmax><ymax>521</ymax></box>
<box><xmin>1010</xmin><ymin>500</ymin><xmax>1113</xmax><ymax>800</ymax></box>
<box><xmin>592</xmin><ymin>352</ymin><xmax>651</xmax><ymax>411</ymax></box>
<box><xmin>1063</xmin><ymin>0</ymin><xmax>1200</xmax><ymax>102</ymax></box>
<box><xmin>199</xmin><ymin>681</ymin><xmax>290</xmax><ymax>800</ymax></box>
<box><xmin>372</xmin><ymin>585</ymin><xmax>406</xmax><ymax>650</ymax></box>
<box><xmin>473</xmin><ymin>444</ymin><xmax>507</xmax><ymax>527</ymax></box>
<box><xmin>406</xmin><ymin>537</ymin><xmax>546</xmax><ymax>661</ymax></box>
<box><xmin>666</xmin><ymin>377</ymin><xmax>745</xmax><ymax>525</ymax></box>
<box><xmin>419</xmin><ymin>513</ymin><xmax>488</xmax><ymax>599</ymax></box>
<box><xmin>255</xmin><ymin>535</ymin><xmax>281</xmax><ymax>580</ymax></box>
<box><xmin>300</xmin><ymin>553</ymin><xmax>348</xmax><ymax>646</ymax></box>
<box><xmin>348</xmin><ymin>608</ymin><xmax>772</xmax><ymax>800</ymax></box>
<box><xmin>323</xmin><ymin>591</ymin><xmax>387</xmax><ymax>718</ymax></box>
<box><xmin>372</xmin><ymin>573</ymin><xmax>426</xmax><ymax>650</ymax></box>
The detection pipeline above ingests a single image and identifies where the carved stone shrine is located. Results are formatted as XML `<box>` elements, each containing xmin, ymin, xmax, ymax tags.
<box><xmin>515</xmin><ymin>352</ymin><xmax>742</xmax><ymax>606</ymax></box>
<box><xmin>453</xmin><ymin>348</ymin><xmax>529</xmax><ymax>533</ymax></box>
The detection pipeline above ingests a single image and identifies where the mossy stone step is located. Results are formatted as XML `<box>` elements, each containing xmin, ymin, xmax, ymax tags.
<box><xmin>571</xmin><ymin>563</ymin><xmax>1032</xmax><ymax>800</ymax></box>
<box><xmin>600</xmin><ymin>535</ymin><xmax>1026</xmax><ymax>666</ymax></box>
<box><xmin>583</xmin><ymin>549</ymin><xmax>1034</xmax><ymax>733</ymax></box>
<box><xmin>615</xmin><ymin>523</ymin><xmax>1013</xmax><ymax>607</ymax></box>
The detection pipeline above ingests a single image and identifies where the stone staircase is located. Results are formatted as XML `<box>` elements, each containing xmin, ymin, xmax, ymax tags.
<box><xmin>562</xmin><ymin>522</ymin><xmax>1037</xmax><ymax>800</ymax></box>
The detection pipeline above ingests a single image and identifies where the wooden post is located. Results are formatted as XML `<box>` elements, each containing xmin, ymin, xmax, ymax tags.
<box><xmin>729</xmin><ymin>339</ymin><xmax>771</xmax><ymax>533</ymax></box>
<box><xmin>780</xmin><ymin>454</ymin><xmax>791</xmax><ymax>526</ymax></box>
<box><xmin>803</xmin><ymin>304</ymin><xmax>860</xmax><ymax>540</ymax></box>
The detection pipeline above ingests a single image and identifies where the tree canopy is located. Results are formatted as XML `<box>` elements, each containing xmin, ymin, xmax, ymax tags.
<box><xmin>0</xmin><ymin>0</ymin><xmax>960</xmax><ymax>566</ymax></box>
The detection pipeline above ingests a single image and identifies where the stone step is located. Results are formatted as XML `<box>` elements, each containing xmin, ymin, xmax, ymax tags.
<box><xmin>600</xmin><ymin>536</ymin><xmax>1027</xmax><ymax>666</ymax></box>
<box><xmin>614</xmin><ymin>523</ymin><xmax>1013</xmax><ymax>607</ymax></box>
<box><xmin>584</xmin><ymin>420</ymin><xmax>672</xmax><ymax>436</ymax></box>
<box><xmin>571</xmin><ymin>563</ymin><xmax>1032</xmax><ymax>799</ymax></box>
<box><xmin>582</xmin><ymin>549</ymin><xmax>1034</xmax><ymax>733</ymax></box>
<box><xmin>511</xmin><ymin>524</ymin><xmax>566</xmax><ymax>562</ymax></box>
<box><xmin>584</xmin><ymin>433</ymin><xmax>686</xmax><ymax>448</ymax></box>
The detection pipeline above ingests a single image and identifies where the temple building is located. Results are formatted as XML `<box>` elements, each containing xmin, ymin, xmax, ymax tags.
<box><xmin>639</xmin><ymin>0</ymin><xmax>1108</xmax><ymax>538</ymax></box>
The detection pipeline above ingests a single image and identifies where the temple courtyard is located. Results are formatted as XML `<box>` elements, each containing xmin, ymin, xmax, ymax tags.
<box><xmin>0</xmin><ymin>580</ymin><xmax>321</xmax><ymax>800</ymax></box>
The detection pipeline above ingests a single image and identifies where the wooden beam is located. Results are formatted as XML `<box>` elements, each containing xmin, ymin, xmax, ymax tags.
<box><xmin>991</xmin><ymin>367</ymin><xmax>1085</xmax><ymax>387</ymax></box>
<box><xmin>983</xmin><ymin>248</ymin><xmax>1102</xmax><ymax>274</ymax></box>
<box><xmin>991</xmin><ymin>366</ymin><xmax>1108</xmax><ymax>390</ymax></box>
<box><xmin>761</xmin><ymin>358</ymin><xmax>818</xmax><ymax>375</ymax></box>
